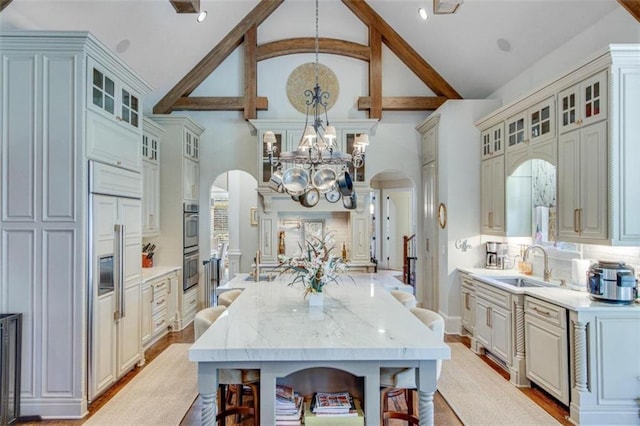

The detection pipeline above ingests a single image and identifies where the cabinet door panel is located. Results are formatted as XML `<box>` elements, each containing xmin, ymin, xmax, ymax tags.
<box><xmin>579</xmin><ymin>122</ymin><xmax>607</xmax><ymax>240</ymax></box>
<box><xmin>558</xmin><ymin>130</ymin><xmax>581</xmax><ymax>239</ymax></box>
<box><xmin>118</xmin><ymin>282</ymin><xmax>141</xmax><ymax>376</ymax></box>
<box><xmin>491</xmin><ymin>304</ymin><xmax>511</xmax><ymax>363</ymax></box>
<box><xmin>525</xmin><ymin>315</ymin><xmax>569</xmax><ymax>404</ymax></box>
<box><xmin>141</xmin><ymin>284</ymin><xmax>152</xmax><ymax>345</ymax></box>
<box><xmin>474</xmin><ymin>297</ymin><xmax>491</xmax><ymax>349</ymax></box>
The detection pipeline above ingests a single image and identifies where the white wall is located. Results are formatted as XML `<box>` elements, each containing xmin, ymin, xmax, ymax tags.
<box><xmin>489</xmin><ymin>7</ymin><xmax>640</xmax><ymax>104</ymax></box>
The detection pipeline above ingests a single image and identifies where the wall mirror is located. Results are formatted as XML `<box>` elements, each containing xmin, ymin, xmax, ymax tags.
<box><xmin>506</xmin><ymin>159</ymin><xmax>556</xmax><ymax>241</ymax></box>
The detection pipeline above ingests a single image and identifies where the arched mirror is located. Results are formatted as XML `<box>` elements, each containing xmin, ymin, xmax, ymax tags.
<box><xmin>506</xmin><ymin>159</ymin><xmax>556</xmax><ymax>241</ymax></box>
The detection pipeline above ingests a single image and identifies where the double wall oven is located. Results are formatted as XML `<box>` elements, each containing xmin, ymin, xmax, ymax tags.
<box><xmin>183</xmin><ymin>203</ymin><xmax>199</xmax><ymax>291</ymax></box>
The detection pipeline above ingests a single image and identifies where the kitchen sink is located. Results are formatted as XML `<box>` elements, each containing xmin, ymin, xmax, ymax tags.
<box><xmin>244</xmin><ymin>274</ymin><xmax>275</xmax><ymax>282</ymax></box>
<box><xmin>494</xmin><ymin>277</ymin><xmax>545</xmax><ymax>288</ymax></box>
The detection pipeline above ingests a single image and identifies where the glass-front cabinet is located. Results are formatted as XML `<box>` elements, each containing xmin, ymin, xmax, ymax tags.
<box><xmin>344</xmin><ymin>132</ymin><xmax>366</xmax><ymax>183</ymax></box>
<box><xmin>506</xmin><ymin>111</ymin><xmax>527</xmax><ymax>150</ymax></box>
<box><xmin>481</xmin><ymin>122</ymin><xmax>504</xmax><ymax>160</ymax></box>
<box><xmin>558</xmin><ymin>70</ymin><xmax>607</xmax><ymax>134</ymax></box>
<box><xmin>88</xmin><ymin>59</ymin><xmax>141</xmax><ymax>132</ymax></box>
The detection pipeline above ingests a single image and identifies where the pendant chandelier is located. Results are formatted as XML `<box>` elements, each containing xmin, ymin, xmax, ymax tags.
<box><xmin>263</xmin><ymin>0</ymin><xmax>368</xmax><ymax>209</ymax></box>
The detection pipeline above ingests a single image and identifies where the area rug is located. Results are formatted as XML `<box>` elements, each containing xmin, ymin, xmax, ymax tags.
<box><xmin>85</xmin><ymin>343</ymin><xmax>197</xmax><ymax>425</ymax></box>
<box><xmin>438</xmin><ymin>343</ymin><xmax>560</xmax><ymax>425</ymax></box>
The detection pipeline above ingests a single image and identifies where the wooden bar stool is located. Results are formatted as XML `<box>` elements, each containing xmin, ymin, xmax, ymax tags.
<box><xmin>380</xmin><ymin>308</ymin><xmax>444</xmax><ymax>425</ymax></box>
<box><xmin>194</xmin><ymin>306</ymin><xmax>260</xmax><ymax>426</ymax></box>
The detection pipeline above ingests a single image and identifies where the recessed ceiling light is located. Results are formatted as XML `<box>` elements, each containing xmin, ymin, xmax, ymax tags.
<box><xmin>497</xmin><ymin>38</ymin><xmax>511</xmax><ymax>52</ymax></box>
<box><xmin>418</xmin><ymin>7</ymin><xmax>429</xmax><ymax>21</ymax></box>
<box><xmin>197</xmin><ymin>10</ymin><xmax>208</xmax><ymax>23</ymax></box>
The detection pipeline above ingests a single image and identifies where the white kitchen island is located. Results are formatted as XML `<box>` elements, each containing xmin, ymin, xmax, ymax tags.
<box><xmin>189</xmin><ymin>276</ymin><xmax>450</xmax><ymax>425</ymax></box>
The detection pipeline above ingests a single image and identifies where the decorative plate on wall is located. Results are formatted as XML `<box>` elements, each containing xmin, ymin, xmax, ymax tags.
<box><xmin>286</xmin><ymin>63</ymin><xmax>339</xmax><ymax>114</ymax></box>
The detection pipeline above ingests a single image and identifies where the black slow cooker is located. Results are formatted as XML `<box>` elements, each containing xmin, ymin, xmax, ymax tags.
<box><xmin>588</xmin><ymin>261</ymin><xmax>638</xmax><ymax>304</ymax></box>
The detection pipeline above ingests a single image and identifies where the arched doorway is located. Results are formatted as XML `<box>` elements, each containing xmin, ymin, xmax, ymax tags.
<box><xmin>369</xmin><ymin>170</ymin><xmax>416</xmax><ymax>282</ymax></box>
<box><xmin>209</xmin><ymin>170</ymin><xmax>259</xmax><ymax>283</ymax></box>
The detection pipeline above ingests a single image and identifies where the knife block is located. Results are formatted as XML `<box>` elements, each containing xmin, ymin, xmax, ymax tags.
<box><xmin>142</xmin><ymin>254</ymin><xmax>153</xmax><ymax>268</ymax></box>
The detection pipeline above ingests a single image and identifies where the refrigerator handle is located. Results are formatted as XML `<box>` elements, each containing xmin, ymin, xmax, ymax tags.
<box><xmin>114</xmin><ymin>224</ymin><xmax>126</xmax><ymax>320</ymax></box>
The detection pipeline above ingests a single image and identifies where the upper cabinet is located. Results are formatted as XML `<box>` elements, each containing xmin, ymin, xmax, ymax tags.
<box><xmin>558</xmin><ymin>70</ymin><xmax>607</xmax><ymax>134</ymax></box>
<box><xmin>481</xmin><ymin>123</ymin><xmax>504</xmax><ymax>160</ymax></box>
<box><xmin>183</xmin><ymin>128</ymin><xmax>200</xmax><ymax>162</ymax></box>
<box><xmin>477</xmin><ymin>45</ymin><xmax>640</xmax><ymax>245</ymax></box>
<box><xmin>85</xmin><ymin>57</ymin><xmax>147</xmax><ymax>172</ymax></box>
<box><xmin>142</xmin><ymin>117</ymin><xmax>165</xmax><ymax>237</ymax></box>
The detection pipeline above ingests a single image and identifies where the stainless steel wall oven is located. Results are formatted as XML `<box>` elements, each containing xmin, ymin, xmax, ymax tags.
<box><xmin>183</xmin><ymin>247</ymin><xmax>199</xmax><ymax>291</ymax></box>
<box><xmin>183</xmin><ymin>202</ymin><xmax>199</xmax><ymax>249</ymax></box>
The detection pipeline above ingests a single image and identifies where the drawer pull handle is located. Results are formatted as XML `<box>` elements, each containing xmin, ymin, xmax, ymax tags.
<box><xmin>156</xmin><ymin>298</ymin><xmax>165</xmax><ymax>305</ymax></box>
<box><xmin>532</xmin><ymin>306</ymin><xmax>551</xmax><ymax>316</ymax></box>
<box><xmin>155</xmin><ymin>319</ymin><xmax>165</xmax><ymax>327</ymax></box>
<box><xmin>190</xmin><ymin>298</ymin><xmax>196</xmax><ymax>304</ymax></box>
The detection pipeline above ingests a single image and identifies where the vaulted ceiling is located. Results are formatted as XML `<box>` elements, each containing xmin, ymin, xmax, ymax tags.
<box><xmin>1</xmin><ymin>0</ymin><xmax>637</xmax><ymax>117</ymax></box>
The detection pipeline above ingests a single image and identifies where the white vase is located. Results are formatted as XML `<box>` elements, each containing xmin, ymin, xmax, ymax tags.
<box><xmin>308</xmin><ymin>292</ymin><xmax>324</xmax><ymax>306</ymax></box>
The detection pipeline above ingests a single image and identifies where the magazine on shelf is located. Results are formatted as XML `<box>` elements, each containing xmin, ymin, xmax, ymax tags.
<box><xmin>305</xmin><ymin>397</ymin><xmax>364</xmax><ymax>425</ymax></box>
<box><xmin>312</xmin><ymin>392</ymin><xmax>357</xmax><ymax>415</ymax></box>
<box><xmin>276</xmin><ymin>395</ymin><xmax>303</xmax><ymax>420</ymax></box>
<box><xmin>276</xmin><ymin>384</ymin><xmax>296</xmax><ymax>404</ymax></box>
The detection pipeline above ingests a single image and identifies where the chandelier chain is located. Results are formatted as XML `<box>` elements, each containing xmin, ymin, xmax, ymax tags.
<box><xmin>315</xmin><ymin>0</ymin><xmax>319</xmax><ymax>88</ymax></box>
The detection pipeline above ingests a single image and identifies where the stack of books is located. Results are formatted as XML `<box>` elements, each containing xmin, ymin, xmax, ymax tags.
<box><xmin>275</xmin><ymin>384</ymin><xmax>303</xmax><ymax>426</ymax></box>
<box><xmin>304</xmin><ymin>391</ymin><xmax>364</xmax><ymax>425</ymax></box>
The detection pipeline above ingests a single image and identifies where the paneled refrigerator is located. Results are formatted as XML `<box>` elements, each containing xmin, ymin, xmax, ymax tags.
<box><xmin>88</xmin><ymin>162</ymin><xmax>143</xmax><ymax>401</ymax></box>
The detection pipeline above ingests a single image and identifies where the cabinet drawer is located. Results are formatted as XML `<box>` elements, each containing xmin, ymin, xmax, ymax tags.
<box><xmin>525</xmin><ymin>296</ymin><xmax>566</xmax><ymax>329</ymax></box>
<box><xmin>475</xmin><ymin>280</ymin><xmax>510</xmax><ymax>310</ymax></box>
<box><xmin>183</xmin><ymin>288</ymin><xmax>198</xmax><ymax>313</ymax></box>
<box><xmin>152</xmin><ymin>308</ymin><xmax>168</xmax><ymax>335</ymax></box>
<box><xmin>460</xmin><ymin>273</ymin><xmax>474</xmax><ymax>292</ymax></box>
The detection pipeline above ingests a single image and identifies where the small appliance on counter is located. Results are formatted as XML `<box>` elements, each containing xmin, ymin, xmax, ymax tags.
<box><xmin>486</xmin><ymin>242</ymin><xmax>506</xmax><ymax>269</ymax></box>
<box><xmin>588</xmin><ymin>261</ymin><xmax>638</xmax><ymax>304</ymax></box>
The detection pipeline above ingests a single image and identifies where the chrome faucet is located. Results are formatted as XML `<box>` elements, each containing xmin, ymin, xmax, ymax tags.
<box><xmin>524</xmin><ymin>245</ymin><xmax>552</xmax><ymax>281</ymax></box>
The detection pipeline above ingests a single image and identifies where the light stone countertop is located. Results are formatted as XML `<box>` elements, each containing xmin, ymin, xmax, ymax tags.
<box><xmin>458</xmin><ymin>266</ymin><xmax>640</xmax><ymax>312</ymax></box>
<box><xmin>141</xmin><ymin>265</ymin><xmax>181</xmax><ymax>282</ymax></box>
<box><xmin>190</xmin><ymin>277</ymin><xmax>449</xmax><ymax>362</ymax></box>
<box><xmin>216</xmin><ymin>270</ymin><xmax>415</xmax><ymax>295</ymax></box>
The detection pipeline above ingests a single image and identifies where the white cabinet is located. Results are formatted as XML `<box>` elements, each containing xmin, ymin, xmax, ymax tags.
<box><xmin>557</xmin><ymin>121</ymin><xmax>607</xmax><ymax>243</ymax></box>
<box><xmin>183</xmin><ymin>128</ymin><xmax>200</xmax><ymax>161</ymax></box>
<box><xmin>149</xmin><ymin>115</ymin><xmax>205</xmax><ymax>330</ymax></box>
<box><xmin>558</xmin><ymin>70</ymin><xmax>607</xmax><ymax>134</ymax></box>
<box><xmin>0</xmin><ymin>32</ymin><xmax>151</xmax><ymax>417</ymax></box>
<box><xmin>182</xmin><ymin>285</ymin><xmax>199</xmax><ymax>326</ymax></box>
<box><xmin>480</xmin><ymin>155</ymin><xmax>505</xmax><ymax>235</ymax></box>
<box><xmin>142</xmin><ymin>117</ymin><xmax>164</xmax><ymax>237</ymax></box>
<box><xmin>86</xmin><ymin>58</ymin><xmax>143</xmax><ymax>172</ymax></box>
<box><xmin>183</xmin><ymin>157</ymin><xmax>200</xmax><ymax>202</ymax></box>
<box><xmin>524</xmin><ymin>296</ymin><xmax>569</xmax><ymax>405</ymax></box>
<box><xmin>460</xmin><ymin>272</ymin><xmax>475</xmax><ymax>335</ymax></box>
<box><xmin>182</xmin><ymin>128</ymin><xmax>200</xmax><ymax>202</ymax></box>
<box><xmin>481</xmin><ymin>122</ymin><xmax>504</xmax><ymax>160</ymax></box>
<box><xmin>416</xmin><ymin>101</ymin><xmax>500</xmax><ymax>312</ymax></box>
<box><xmin>350</xmin><ymin>212</ymin><xmax>370</xmax><ymax>263</ymax></box>
<box><xmin>88</xmin><ymin>58</ymin><xmax>142</xmax><ymax>131</ymax></box>
<box><xmin>141</xmin><ymin>268</ymin><xmax>180</xmax><ymax>349</ymax></box>
<box><xmin>473</xmin><ymin>280</ymin><xmax>512</xmax><ymax>365</ymax></box>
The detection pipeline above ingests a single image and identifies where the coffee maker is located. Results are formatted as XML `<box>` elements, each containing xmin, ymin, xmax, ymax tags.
<box><xmin>486</xmin><ymin>242</ymin><xmax>505</xmax><ymax>269</ymax></box>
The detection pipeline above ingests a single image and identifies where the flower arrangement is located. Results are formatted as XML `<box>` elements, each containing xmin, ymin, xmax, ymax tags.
<box><xmin>277</xmin><ymin>231</ymin><xmax>351</xmax><ymax>297</ymax></box>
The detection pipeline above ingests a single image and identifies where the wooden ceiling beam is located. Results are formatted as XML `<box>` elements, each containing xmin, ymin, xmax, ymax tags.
<box><xmin>172</xmin><ymin>96</ymin><xmax>269</xmax><ymax>111</ymax></box>
<box><xmin>169</xmin><ymin>0</ymin><xmax>199</xmax><ymax>14</ymax></box>
<box><xmin>342</xmin><ymin>0</ymin><xmax>461</xmax><ymax>100</ymax></box>
<box><xmin>244</xmin><ymin>25</ymin><xmax>258</xmax><ymax>119</ymax></box>
<box><xmin>618</xmin><ymin>0</ymin><xmax>640</xmax><ymax>22</ymax></box>
<box><xmin>257</xmin><ymin>38</ymin><xmax>370</xmax><ymax>62</ymax></box>
<box><xmin>358</xmin><ymin>96</ymin><xmax>448</xmax><ymax>111</ymax></box>
<box><xmin>154</xmin><ymin>0</ymin><xmax>284</xmax><ymax>114</ymax></box>
<box><xmin>369</xmin><ymin>27</ymin><xmax>382</xmax><ymax>119</ymax></box>
<box><xmin>0</xmin><ymin>0</ymin><xmax>13</xmax><ymax>12</ymax></box>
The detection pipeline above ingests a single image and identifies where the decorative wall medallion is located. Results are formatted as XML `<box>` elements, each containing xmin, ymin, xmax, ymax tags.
<box><xmin>286</xmin><ymin>63</ymin><xmax>339</xmax><ymax>114</ymax></box>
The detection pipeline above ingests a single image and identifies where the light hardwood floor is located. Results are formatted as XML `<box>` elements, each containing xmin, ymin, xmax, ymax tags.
<box><xmin>17</xmin><ymin>327</ymin><xmax>570</xmax><ymax>425</ymax></box>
